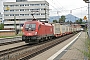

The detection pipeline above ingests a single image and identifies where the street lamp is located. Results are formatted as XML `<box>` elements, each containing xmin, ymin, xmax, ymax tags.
<box><xmin>83</xmin><ymin>0</ymin><xmax>90</xmax><ymax>38</ymax></box>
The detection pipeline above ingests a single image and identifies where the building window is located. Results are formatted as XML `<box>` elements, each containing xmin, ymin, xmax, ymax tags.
<box><xmin>15</xmin><ymin>14</ymin><xmax>19</xmax><ymax>16</ymax></box>
<box><xmin>35</xmin><ymin>4</ymin><xmax>40</xmax><ymax>6</ymax></box>
<box><xmin>25</xmin><ymin>4</ymin><xmax>29</xmax><ymax>6</ymax></box>
<box><xmin>41</xmin><ymin>13</ymin><xmax>45</xmax><ymax>15</ymax></box>
<box><xmin>5</xmin><ymin>14</ymin><xmax>9</xmax><ymax>16</ymax></box>
<box><xmin>15</xmin><ymin>5</ymin><xmax>19</xmax><ymax>7</ymax></box>
<box><xmin>30</xmin><ymin>4</ymin><xmax>40</xmax><ymax>6</ymax></box>
<box><xmin>25</xmin><ymin>14</ymin><xmax>29</xmax><ymax>16</ymax></box>
<box><xmin>10</xmin><ymin>14</ymin><xmax>14</xmax><ymax>16</ymax></box>
<box><xmin>34</xmin><ymin>13</ymin><xmax>40</xmax><ymax>15</ymax></box>
<box><xmin>10</xmin><ymin>5</ymin><xmax>14</xmax><ymax>7</ymax></box>
<box><xmin>20</xmin><ymin>4</ymin><xmax>24</xmax><ymax>6</ymax></box>
<box><xmin>4</xmin><ymin>10</ymin><xmax>9</xmax><ymax>12</ymax></box>
<box><xmin>41</xmin><ymin>8</ymin><xmax>45</xmax><ymax>10</ymax></box>
<box><xmin>20</xmin><ymin>14</ymin><xmax>24</xmax><ymax>16</ymax></box>
<box><xmin>15</xmin><ymin>9</ymin><xmax>19</xmax><ymax>11</ymax></box>
<box><xmin>25</xmin><ymin>9</ymin><xmax>29</xmax><ymax>11</ymax></box>
<box><xmin>10</xmin><ymin>10</ymin><xmax>14</xmax><ymax>11</ymax></box>
<box><xmin>41</xmin><ymin>4</ymin><xmax>45</xmax><ymax>6</ymax></box>
<box><xmin>30</xmin><ymin>4</ymin><xmax>34</xmax><ymax>6</ymax></box>
<box><xmin>0</xmin><ymin>18</ymin><xmax>2</xmax><ymax>19</ymax></box>
<box><xmin>20</xmin><ymin>9</ymin><xmax>24</xmax><ymax>11</ymax></box>
<box><xmin>30</xmin><ymin>9</ymin><xmax>40</xmax><ymax>11</ymax></box>
<box><xmin>4</xmin><ymin>5</ymin><xmax>8</xmax><ymax>7</ymax></box>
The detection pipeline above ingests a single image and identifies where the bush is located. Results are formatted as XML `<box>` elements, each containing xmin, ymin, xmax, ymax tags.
<box><xmin>0</xmin><ymin>23</ymin><xmax>4</xmax><ymax>30</ymax></box>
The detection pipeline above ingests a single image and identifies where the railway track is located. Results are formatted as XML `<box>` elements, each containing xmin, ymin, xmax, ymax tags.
<box><xmin>0</xmin><ymin>40</ymin><xmax>23</xmax><ymax>46</ymax></box>
<box><xmin>0</xmin><ymin>37</ymin><xmax>22</xmax><ymax>46</ymax></box>
<box><xmin>0</xmin><ymin>33</ymin><xmax>76</xmax><ymax>60</ymax></box>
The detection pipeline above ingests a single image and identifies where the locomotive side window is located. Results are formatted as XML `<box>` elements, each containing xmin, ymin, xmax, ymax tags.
<box><xmin>25</xmin><ymin>24</ymin><xmax>29</xmax><ymax>28</ymax></box>
<box><xmin>25</xmin><ymin>24</ymin><xmax>36</xmax><ymax>31</ymax></box>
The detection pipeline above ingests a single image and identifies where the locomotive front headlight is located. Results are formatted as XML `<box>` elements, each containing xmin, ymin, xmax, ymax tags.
<box><xmin>35</xmin><ymin>32</ymin><xmax>37</xmax><ymax>35</ymax></box>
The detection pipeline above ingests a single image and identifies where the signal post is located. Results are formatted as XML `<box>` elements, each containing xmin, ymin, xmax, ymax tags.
<box><xmin>83</xmin><ymin>0</ymin><xmax>90</xmax><ymax>38</ymax></box>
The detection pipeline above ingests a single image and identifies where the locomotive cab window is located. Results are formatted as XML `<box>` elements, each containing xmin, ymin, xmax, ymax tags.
<box><xmin>25</xmin><ymin>24</ymin><xmax>36</xmax><ymax>31</ymax></box>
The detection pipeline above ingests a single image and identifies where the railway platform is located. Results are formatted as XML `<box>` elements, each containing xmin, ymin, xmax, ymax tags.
<box><xmin>47</xmin><ymin>31</ymin><xmax>87</xmax><ymax>60</ymax></box>
<box><xmin>30</xmin><ymin>32</ymin><xmax>88</xmax><ymax>60</ymax></box>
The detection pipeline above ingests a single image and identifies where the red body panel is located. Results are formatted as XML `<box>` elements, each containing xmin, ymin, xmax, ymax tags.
<box><xmin>38</xmin><ymin>23</ymin><xmax>54</xmax><ymax>37</ymax></box>
<box><xmin>22</xmin><ymin>20</ymin><xmax>54</xmax><ymax>39</ymax></box>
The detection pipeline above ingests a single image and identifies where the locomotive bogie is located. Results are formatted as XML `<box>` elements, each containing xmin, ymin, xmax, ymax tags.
<box><xmin>22</xmin><ymin>35</ymin><xmax>38</xmax><ymax>43</ymax></box>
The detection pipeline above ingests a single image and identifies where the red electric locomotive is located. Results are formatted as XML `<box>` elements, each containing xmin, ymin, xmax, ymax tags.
<box><xmin>22</xmin><ymin>19</ymin><xmax>54</xmax><ymax>43</ymax></box>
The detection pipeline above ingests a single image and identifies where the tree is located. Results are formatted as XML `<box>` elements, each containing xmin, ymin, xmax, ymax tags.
<box><xmin>0</xmin><ymin>23</ymin><xmax>4</xmax><ymax>30</ymax></box>
<box><xmin>59</xmin><ymin>15</ymin><xmax>66</xmax><ymax>23</ymax></box>
<box><xmin>53</xmin><ymin>20</ymin><xmax>58</xmax><ymax>23</ymax></box>
<box><xmin>79</xmin><ymin>18</ymin><xmax>82</xmax><ymax>24</ymax></box>
<box><xmin>75</xmin><ymin>18</ymin><xmax>83</xmax><ymax>24</ymax></box>
<box><xmin>75</xmin><ymin>20</ymin><xmax>79</xmax><ymax>24</ymax></box>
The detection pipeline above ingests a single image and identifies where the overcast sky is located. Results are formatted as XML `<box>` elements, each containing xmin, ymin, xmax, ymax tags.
<box><xmin>0</xmin><ymin>0</ymin><xmax>88</xmax><ymax>18</ymax></box>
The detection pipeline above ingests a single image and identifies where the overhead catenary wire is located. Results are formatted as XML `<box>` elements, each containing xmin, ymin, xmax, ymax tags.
<box><xmin>47</xmin><ymin>0</ymin><xmax>87</xmax><ymax>17</ymax></box>
<box><xmin>47</xmin><ymin>0</ymin><xmax>72</xmax><ymax>16</ymax></box>
<box><xmin>50</xmin><ymin>5</ymin><xmax>87</xmax><ymax>15</ymax></box>
<box><xmin>50</xmin><ymin>0</ymin><xmax>68</xmax><ymax>16</ymax></box>
<box><xmin>52</xmin><ymin>0</ymin><xmax>68</xmax><ymax>13</ymax></box>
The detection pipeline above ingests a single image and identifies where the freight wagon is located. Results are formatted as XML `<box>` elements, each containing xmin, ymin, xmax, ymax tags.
<box><xmin>52</xmin><ymin>23</ymin><xmax>61</xmax><ymax>37</ymax></box>
<box><xmin>52</xmin><ymin>23</ymin><xmax>74</xmax><ymax>37</ymax></box>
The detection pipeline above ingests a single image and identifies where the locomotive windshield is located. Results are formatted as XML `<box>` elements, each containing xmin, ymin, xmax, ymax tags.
<box><xmin>25</xmin><ymin>24</ymin><xmax>36</xmax><ymax>31</ymax></box>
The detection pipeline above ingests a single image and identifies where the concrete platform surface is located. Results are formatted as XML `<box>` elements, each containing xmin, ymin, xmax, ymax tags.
<box><xmin>50</xmin><ymin>32</ymin><xmax>87</xmax><ymax>60</ymax></box>
<box><xmin>30</xmin><ymin>32</ymin><xmax>87</xmax><ymax>60</ymax></box>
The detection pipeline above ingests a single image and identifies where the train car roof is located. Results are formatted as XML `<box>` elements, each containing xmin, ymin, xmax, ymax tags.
<box><xmin>24</xmin><ymin>20</ymin><xmax>52</xmax><ymax>26</ymax></box>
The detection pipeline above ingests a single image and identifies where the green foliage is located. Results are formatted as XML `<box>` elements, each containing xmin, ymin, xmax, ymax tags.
<box><xmin>84</xmin><ymin>36</ymin><xmax>90</xmax><ymax>58</ymax></box>
<box><xmin>76</xmin><ymin>20</ymin><xmax>79</xmax><ymax>24</ymax></box>
<box><xmin>59</xmin><ymin>15</ymin><xmax>66</xmax><ymax>23</ymax></box>
<box><xmin>79</xmin><ymin>18</ymin><xmax>83</xmax><ymax>24</ymax></box>
<box><xmin>0</xmin><ymin>23</ymin><xmax>4</xmax><ymax>30</ymax></box>
<box><xmin>53</xmin><ymin>20</ymin><xmax>58</xmax><ymax>23</ymax></box>
<box><xmin>75</xmin><ymin>18</ymin><xmax>83</xmax><ymax>24</ymax></box>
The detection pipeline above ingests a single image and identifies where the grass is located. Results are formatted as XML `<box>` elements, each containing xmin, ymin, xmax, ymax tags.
<box><xmin>0</xmin><ymin>33</ymin><xmax>22</xmax><ymax>38</ymax></box>
<box><xmin>84</xmin><ymin>35</ymin><xmax>90</xmax><ymax>59</ymax></box>
<box><xmin>84</xmin><ymin>29</ymin><xmax>90</xmax><ymax>59</ymax></box>
<box><xmin>72</xmin><ymin>30</ymin><xmax>90</xmax><ymax>60</ymax></box>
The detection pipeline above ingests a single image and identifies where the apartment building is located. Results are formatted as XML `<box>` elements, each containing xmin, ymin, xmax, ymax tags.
<box><xmin>0</xmin><ymin>13</ymin><xmax>3</xmax><ymax>24</ymax></box>
<box><xmin>3</xmin><ymin>0</ymin><xmax>49</xmax><ymax>29</ymax></box>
